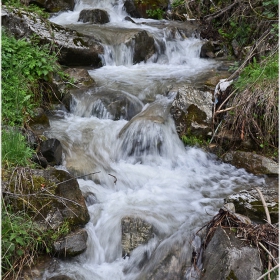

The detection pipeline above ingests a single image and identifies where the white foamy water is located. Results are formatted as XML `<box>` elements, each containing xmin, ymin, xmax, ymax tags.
<box><xmin>44</xmin><ymin>1</ymin><xmax>265</xmax><ymax>279</ymax></box>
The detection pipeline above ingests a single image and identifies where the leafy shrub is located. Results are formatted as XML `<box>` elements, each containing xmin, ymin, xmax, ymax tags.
<box><xmin>2</xmin><ymin>203</ymin><xmax>43</xmax><ymax>279</ymax></box>
<box><xmin>181</xmin><ymin>135</ymin><xmax>205</xmax><ymax>147</ymax></box>
<box><xmin>171</xmin><ymin>0</ymin><xmax>184</xmax><ymax>8</ymax></box>
<box><xmin>2</xmin><ymin>30</ymin><xmax>61</xmax><ymax>125</ymax></box>
<box><xmin>146</xmin><ymin>8</ymin><xmax>164</xmax><ymax>19</ymax></box>
<box><xmin>2</xmin><ymin>129</ymin><xmax>34</xmax><ymax>167</ymax></box>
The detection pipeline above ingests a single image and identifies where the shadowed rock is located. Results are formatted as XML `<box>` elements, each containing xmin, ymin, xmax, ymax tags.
<box><xmin>78</xmin><ymin>9</ymin><xmax>110</xmax><ymax>24</ymax></box>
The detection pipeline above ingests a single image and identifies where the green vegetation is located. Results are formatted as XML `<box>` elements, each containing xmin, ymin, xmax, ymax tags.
<box><xmin>3</xmin><ymin>0</ymin><xmax>49</xmax><ymax>18</ymax></box>
<box><xmin>171</xmin><ymin>0</ymin><xmax>184</xmax><ymax>8</ymax></box>
<box><xmin>2</xmin><ymin>203</ymin><xmax>44</xmax><ymax>279</ymax></box>
<box><xmin>2</xmin><ymin>30</ymin><xmax>62</xmax><ymax>126</ymax></box>
<box><xmin>146</xmin><ymin>7</ymin><xmax>164</xmax><ymax>19</ymax></box>
<box><xmin>224</xmin><ymin>52</ymin><xmax>278</xmax><ymax>156</ymax></box>
<box><xmin>181</xmin><ymin>135</ymin><xmax>206</xmax><ymax>147</ymax></box>
<box><xmin>2</xmin><ymin>197</ymin><xmax>71</xmax><ymax>279</ymax></box>
<box><xmin>1</xmin><ymin>5</ymin><xmax>71</xmax><ymax>278</ymax></box>
<box><xmin>2</xmin><ymin>129</ymin><xmax>34</xmax><ymax>167</ymax></box>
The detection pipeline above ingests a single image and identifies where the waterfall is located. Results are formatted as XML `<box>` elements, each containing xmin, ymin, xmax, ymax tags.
<box><xmin>44</xmin><ymin>1</ymin><xmax>265</xmax><ymax>279</ymax></box>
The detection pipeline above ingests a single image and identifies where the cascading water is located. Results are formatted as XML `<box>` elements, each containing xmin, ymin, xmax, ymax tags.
<box><xmin>44</xmin><ymin>1</ymin><xmax>265</xmax><ymax>279</ymax></box>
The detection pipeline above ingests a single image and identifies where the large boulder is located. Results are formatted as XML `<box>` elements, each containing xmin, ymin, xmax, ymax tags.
<box><xmin>2</xmin><ymin>7</ymin><xmax>104</xmax><ymax>67</ymax></box>
<box><xmin>78</xmin><ymin>9</ymin><xmax>110</xmax><ymax>24</ymax></box>
<box><xmin>170</xmin><ymin>85</ymin><xmax>212</xmax><ymax>138</ymax></box>
<box><xmin>201</xmin><ymin>227</ymin><xmax>263</xmax><ymax>280</ymax></box>
<box><xmin>63</xmin><ymin>24</ymin><xmax>156</xmax><ymax>64</ymax></box>
<box><xmin>222</xmin><ymin>151</ymin><xmax>279</xmax><ymax>175</ymax></box>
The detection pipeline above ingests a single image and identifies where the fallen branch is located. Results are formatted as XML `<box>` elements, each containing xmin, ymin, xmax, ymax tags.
<box><xmin>256</xmin><ymin>264</ymin><xmax>279</xmax><ymax>280</ymax></box>
<box><xmin>204</xmin><ymin>0</ymin><xmax>239</xmax><ymax>21</ymax></box>
<box><xmin>258</xmin><ymin>242</ymin><xmax>278</xmax><ymax>266</ymax></box>
<box><xmin>255</xmin><ymin>187</ymin><xmax>271</xmax><ymax>224</ymax></box>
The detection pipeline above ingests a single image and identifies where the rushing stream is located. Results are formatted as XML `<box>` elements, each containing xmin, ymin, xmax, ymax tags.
<box><xmin>44</xmin><ymin>1</ymin><xmax>265</xmax><ymax>279</ymax></box>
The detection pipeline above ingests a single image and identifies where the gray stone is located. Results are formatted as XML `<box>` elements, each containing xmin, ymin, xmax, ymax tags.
<box><xmin>62</xmin><ymin>24</ymin><xmax>156</xmax><ymax>64</ymax></box>
<box><xmin>53</xmin><ymin>228</ymin><xmax>88</xmax><ymax>257</ymax></box>
<box><xmin>171</xmin><ymin>85</ymin><xmax>212</xmax><ymax>137</ymax></box>
<box><xmin>225</xmin><ymin>185</ymin><xmax>279</xmax><ymax>224</ymax></box>
<box><xmin>40</xmin><ymin>138</ymin><xmax>63</xmax><ymax>166</ymax></box>
<box><xmin>222</xmin><ymin>151</ymin><xmax>279</xmax><ymax>175</ymax></box>
<box><xmin>130</xmin><ymin>30</ymin><xmax>156</xmax><ymax>64</ymax></box>
<box><xmin>31</xmin><ymin>168</ymin><xmax>90</xmax><ymax>227</ymax></box>
<box><xmin>2</xmin><ymin>7</ymin><xmax>104</xmax><ymax>67</ymax></box>
<box><xmin>78</xmin><ymin>9</ymin><xmax>110</xmax><ymax>24</ymax></box>
<box><xmin>200</xmin><ymin>41</ymin><xmax>215</xmax><ymax>58</ymax></box>
<box><xmin>201</xmin><ymin>227</ymin><xmax>263</xmax><ymax>280</ymax></box>
<box><xmin>121</xmin><ymin>216</ymin><xmax>154</xmax><ymax>257</ymax></box>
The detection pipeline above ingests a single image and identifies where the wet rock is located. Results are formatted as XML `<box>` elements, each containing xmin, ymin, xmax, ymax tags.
<box><xmin>201</xmin><ymin>227</ymin><xmax>263</xmax><ymax>280</ymax></box>
<box><xmin>232</xmin><ymin>39</ymin><xmax>241</xmax><ymax>58</ymax></box>
<box><xmin>225</xmin><ymin>186</ymin><xmax>279</xmax><ymax>224</ymax></box>
<box><xmin>63</xmin><ymin>24</ymin><xmax>155</xmax><ymax>64</ymax></box>
<box><xmin>62</xmin><ymin>88</ymin><xmax>143</xmax><ymax>120</ymax></box>
<box><xmin>31</xmin><ymin>154</ymin><xmax>49</xmax><ymax>168</ymax></box>
<box><xmin>2</xmin><ymin>7</ymin><xmax>104</xmax><ymax>67</ymax></box>
<box><xmin>28</xmin><ymin>168</ymin><xmax>90</xmax><ymax>228</ymax></box>
<box><xmin>78</xmin><ymin>9</ymin><xmax>110</xmax><ymax>24</ymax></box>
<box><xmin>39</xmin><ymin>138</ymin><xmax>63</xmax><ymax>166</ymax></box>
<box><xmin>121</xmin><ymin>216</ymin><xmax>155</xmax><ymax>257</ymax></box>
<box><xmin>123</xmin><ymin>0</ymin><xmax>141</xmax><ymax>18</ymax></box>
<box><xmin>124</xmin><ymin>16</ymin><xmax>137</xmax><ymax>23</ymax></box>
<box><xmin>222</xmin><ymin>151</ymin><xmax>279</xmax><ymax>175</ymax></box>
<box><xmin>48</xmin><ymin>276</ymin><xmax>74</xmax><ymax>280</ymax></box>
<box><xmin>29</xmin><ymin>108</ymin><xmax>50</xmax><ymax>135</ymax></box>
<box><xmin>53</xmin><ymin>228</ymin><xmax>88</xmax><ymax>257</ymax></box>
<box><xmin>134</xmin><ymin>236</ymin><xmax>189</xmax><ymax>280</ymax></box>
<box><xmin>118</xmin><ymin>96</ymin><xmax>174</xmax><ymax>159</ymax></box>
<box><xmin>29</xmin><ymin>0</ymin><xmax>75</xmax><ymax>13</ymax></box>
<box><xmin>84</xmin><ymin>192</ymin><xmax>98</xmax><ymax>206</ymax></box>
<box><xmin>64</xmin><ymin>68</ymin><xmax>96</xmax><ymax>89</ymax></box>
<box><xmin>170</xmin><ymin>85</ymin><xmax>212</xmax><ymax>138</ymax></box>
<box><xmin>200</xmin><ymin>41</ymin><xmax>215</xmax><ymax>58</ymax></box>
<box><xmin>130</xmin><ymin>30</ymin><xmax>156</xmax><ymax>63</ymax></box>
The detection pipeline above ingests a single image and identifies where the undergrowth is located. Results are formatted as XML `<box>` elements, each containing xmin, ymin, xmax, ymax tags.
<box><xmin>222</xmin><ymin>51</ymin><xmax>278</xmax><ymax>156</ymax></box>
<box><xmin>2</xmin><ymin>30</ymin><xmax>63</xmax><ymax>126</ymax></box>
<box><xmin>2</xmin><ymin>129</ymin><xmax>34</xmax><ymax>167</ymax></box>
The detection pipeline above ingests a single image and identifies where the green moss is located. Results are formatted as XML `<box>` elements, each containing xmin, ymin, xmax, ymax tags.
<box><xmin>226</xmin><ymin>270</ymin><xmax>238</xmax><ymax>280</ymax></box>
<box><xmin>73</xmin><ymin>37</ymin><xmax>88</xmax><ymax>47</ymax></box>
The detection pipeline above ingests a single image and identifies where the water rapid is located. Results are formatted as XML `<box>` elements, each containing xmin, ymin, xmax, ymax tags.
<box><xmin>44</xmin><ymin>1</ymin><xmax>265</xmax><ymax>279</ymax></box>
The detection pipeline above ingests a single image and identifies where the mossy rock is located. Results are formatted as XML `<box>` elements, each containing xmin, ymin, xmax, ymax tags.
<box><xmin>2</xmin><ymin>167</ymin><xmax>90</xmax><ymax>230</ymax></box>
<box><xmin>225</xmin><ymin>187</ymin><xmax>278</xmax><ymax>224</ymax></box>
<box><xmin>29</xmin><ymin>108</ymin><xmax>50</xmax><ymax>134</ymax></box>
